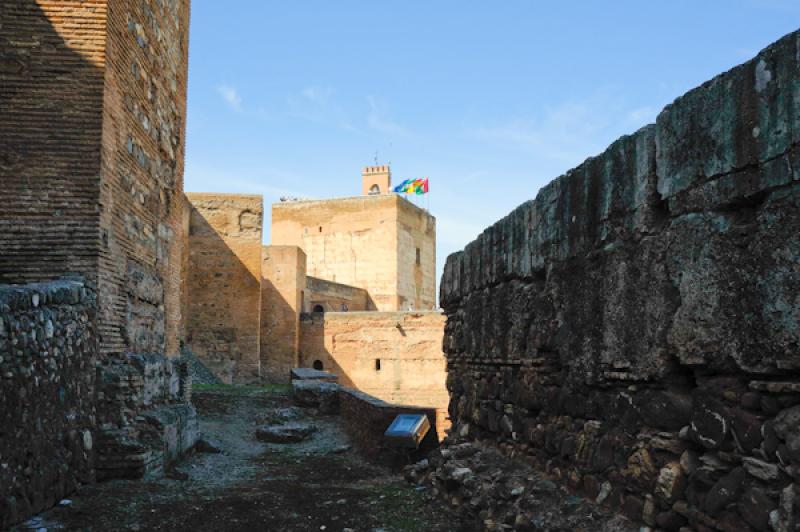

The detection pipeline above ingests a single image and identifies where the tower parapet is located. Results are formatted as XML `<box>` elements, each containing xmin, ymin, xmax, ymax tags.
<box><xmin>362</xmin><ymin>165</ymin><xmax>392</xmax><ymax>195</ymax></box>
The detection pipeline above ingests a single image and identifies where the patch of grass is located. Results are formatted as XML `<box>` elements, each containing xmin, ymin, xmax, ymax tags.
<box><xmin>365</xmin><ymin>481</ymin><xmax>431</xmax><ymax>532</ymax></box>
<box><xmin>193</xmin><ymin>383</ymin><xmax>291</xmax><ymax>394</ymax></box>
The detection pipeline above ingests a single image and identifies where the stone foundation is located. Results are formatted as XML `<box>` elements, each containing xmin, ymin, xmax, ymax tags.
<box><xmin>440</xmin><ymin>31</ymin><xmax>800</xmax><ymax>531</ymax></box>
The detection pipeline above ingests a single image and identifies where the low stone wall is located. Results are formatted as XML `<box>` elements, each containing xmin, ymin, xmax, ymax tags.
<box><xmin>306</xmin><ymin>276</ymin><xmax>371</xmax><ymax>312</ymax></box>
<box><xmin>299</xmin><ymin>311</ymin><xmax>449</xmax><ymax>436</ymax></box>
<box><xmin>440</xmin><ymin>32</ymin><xmax>800</xmax><ymax>531</ymax></box>
<box><xmin>339</xmin><ymin>387</ymin><xmax>440</xmax><ymax>464</ymax></box>
<box><xmin>0</xmin><ymin>280</ymin><xmax>97</xmax><ymax>528</ymax></box>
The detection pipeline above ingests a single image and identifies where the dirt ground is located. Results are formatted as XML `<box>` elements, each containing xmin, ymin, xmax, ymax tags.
<box><xmin>15</xmin><ymin>387</ymin><xmax>476</xmax><ymax>532</ymax></box>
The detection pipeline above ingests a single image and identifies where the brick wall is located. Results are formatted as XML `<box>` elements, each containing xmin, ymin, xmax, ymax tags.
<box><xmin>185</xmin><ymin>193</ymin><xmax>263</xmax><ymax>383</ymax></box>
<box><xmin>0</xmin><ymin>280</ymin><xmax>97</xmax><ymax>529</ymax></box>
<box><xmin>261</xmin><ymin>245</ymin><xmax>305</xmax><ymax>383</ymax></box>
<box><xmin>299</xmin><ymin>311</ymin><xmax>449</xmax><ymax>438</ymax></box>
<box><xmin>98</xmin><ymin>0</ymin><xmax>190</xmax><ymax>360</ymax></box>
<box><xmin>0</xmin><ymin>1</ymin><xmax>106</xmax><ymax>284</ymax></box>
<box><xmin>0</xmin><ymin>2</ymin><xmax>195</xmax><ymax>526</ymax></box>
<box><xmin>440</xmin><ymin>31</ymin><xmax>800</xmax><ymax>531</ymax></box>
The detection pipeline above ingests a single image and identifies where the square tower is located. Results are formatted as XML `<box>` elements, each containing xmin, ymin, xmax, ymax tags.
<box><xmin>362</xmin><ymin>165</ymin><xmax>392</xmax><ymax>195</ymax></box>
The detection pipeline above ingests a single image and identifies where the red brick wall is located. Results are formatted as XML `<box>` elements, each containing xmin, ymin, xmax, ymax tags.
<box><xmin>98</xmin><ymin>0</ymin><xmax>190</xmax><ymax>359</ymax></box>
<box><xmin>0</xmin><ymin>1</ymin><xmax>106</xmax><ymax>284</ymax></box>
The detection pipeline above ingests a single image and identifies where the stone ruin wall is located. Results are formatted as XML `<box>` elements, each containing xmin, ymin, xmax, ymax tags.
<box><xmin>0</xmin><ymin>281</ymin><xmax>97</xmax><ymax>528</ymax></box>
<box><xmin>440</xmin><ymin>32</ymin><xmax>800</xmax><ymax>531</ymax></box>
<box><xmin>185</xmin><ymin>193</ymin><xmax>263</xmax><ymax>384</ymax></box>
<box><xmin>299</xmin><ymin>311</ymin><xmax>450</xmax><ymax>438</ymax></box>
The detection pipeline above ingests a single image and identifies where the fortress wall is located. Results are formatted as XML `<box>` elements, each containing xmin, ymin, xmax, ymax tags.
<box><xmin>397</xmin><ymin>199</ymin><xmax>437</xmax><ymax>310</ymax></box>
<box><xmin>0</xmin><ymin>281</ymin><xmax>97</xmax><ymax>529</ymax></box>
<box><xmin>299</xmin><ymin>311</ymin><xmax>449</xmax><ymax>438</ymax></box>
<box><xmin>0</xmin><ymin>0</ymin><xmax>106</xmax><ymax>286</ymax></box>
<box><xmin>96</xmin><ymin>0</ymin><xmax>190</xmax><ymax>361</ymax></box>
<box><xmin>272</xmin><ymin>196</ymin><xmax>402</xmax><ymax>311</ymax></box>
<box><xmin>440</xmin><ymin>31</ymin><xmax>800</xmax><ymax>530</ymax></box>
<box><xmin>306</xmin><ymin>276</ymin><xmax>370</xmax><ymax>312</ymax></box>
<box><xmin>185</xmin><ymin>193</ymin><xmax>263</xmax><ymax>383</ymax></box>
<box><xmin>261</xmin><ymin>245</ymin><xmax>305</xmax><ymax>383</ymax></box>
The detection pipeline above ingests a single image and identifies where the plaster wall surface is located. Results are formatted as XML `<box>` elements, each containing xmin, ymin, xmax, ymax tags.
<box><xmin>185</xmin><ymin>193</ymin><xmax>263</xmax><ymax>383</ymax></box>
<box><xmin>260</xmin><ymin>245</ymin><xmax>305</xmax><ymax>383</ymax></box>
<box><xmin>299</xmin><ymin>311</ymin><xmax>449</xmax><ymax>437</ymax></box>
<box><xmin>439</xmin><ymin>31</ymin><xmax>800</xmax><ymax>531</ymax></box>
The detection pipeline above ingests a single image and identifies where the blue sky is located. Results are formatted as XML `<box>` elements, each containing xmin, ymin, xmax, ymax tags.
<box><xmin>185</xmin><ymin>1</ymin><xmax>799</xmax><ymax>289</ymax></box>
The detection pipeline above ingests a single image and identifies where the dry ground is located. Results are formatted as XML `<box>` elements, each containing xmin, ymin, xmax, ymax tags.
<box><xmin>14</xmin><ymin>386</ymin><xmax>476</xmax><ymax>532</ymax></box>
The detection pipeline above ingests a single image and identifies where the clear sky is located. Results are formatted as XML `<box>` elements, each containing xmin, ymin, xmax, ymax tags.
<box><xmin>185</xmin><ymin>1</ymin><xmax>799</xmax><ymax>291</ymax></box>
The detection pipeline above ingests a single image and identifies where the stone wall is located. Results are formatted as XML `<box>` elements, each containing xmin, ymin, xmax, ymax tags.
<box><xmin>306</xmin><ymin>276</ymin><xmax>370</xmax><ymax>312</ymax></box>
<box><xmin>185</xmin><ymin>193</ymin><xmax>263</xmax><ymax>383</ymax></box>
<box><xmin>440</xmin><ymin>32</ymin><xmax>800</xmax><ymax>531</ymax></box>
<box><xmin>339</xmin><ymin>387</ymin><xmax>440</xmax><ymax>463</ymax></box>
<box><xmin>299</xmin><ymin>311</ymin><xmax>449</xmax><ymax>438</ymax></box>
<box><xmin>0</xmin><ymin>2</ymin><xmax>195</xmax><ymax>527</ymax></box>
<box><xmin>261</xmin><ymin>245</ymin><xmax>306</xmax><ymax>383</ymax></box>
<box><xmin>397</xmin><ymin>198</ymin><xmax>437</xmax><ymax>311</ymax></box>
<box><xmin>0</xmin><ymin>280</ymin><xmax>97</xmax><ymax>528</ymax></box>
<box><xmin>271</xmin><ymin>194</ymin><xmax>434</xmax><ymax>311</ymax></box>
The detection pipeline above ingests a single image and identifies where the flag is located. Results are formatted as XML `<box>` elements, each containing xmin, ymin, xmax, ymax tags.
<box><xmin>393</xmin><ymin>178</ymin><xmax>429</xmax><ymax>195</ymax></box>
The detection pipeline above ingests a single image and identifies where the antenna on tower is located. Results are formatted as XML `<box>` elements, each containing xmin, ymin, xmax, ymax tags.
<box><xmin>373</xmin><ymin>151</ymin><xmax>379</xmax><ymax>166</ymax></box>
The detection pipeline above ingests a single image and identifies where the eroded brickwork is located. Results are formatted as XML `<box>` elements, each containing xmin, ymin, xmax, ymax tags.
<box><xmin>185</xmin><ymin>193</ymin><xmax>263</xmax><ymax>383</ymax></box>
<box><xmin>98</xmin><ymin>0</ymin><xmax>189</xmax><ymax>360</ymax></box>
<box><xmin>440</xmin><ymin>32</ymin><xmax>800</xmax><ymax>531</ymax></box>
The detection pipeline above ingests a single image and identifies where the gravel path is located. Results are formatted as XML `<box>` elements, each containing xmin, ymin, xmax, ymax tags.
<box><xmin>13</xmin><ymin>387</ymin><xmax>472</xmax><ymax>532</ymax></box>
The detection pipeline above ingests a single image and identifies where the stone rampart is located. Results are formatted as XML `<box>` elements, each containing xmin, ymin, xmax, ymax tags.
<box><xmin>440</xmin><ymin>31</ymin><xmax>800</xmax><ymax>531</ymax></box>
<box><xmin>0</xmin><ymin>280</ymin><xmax>97</xmax><ymax>528</ymax></box>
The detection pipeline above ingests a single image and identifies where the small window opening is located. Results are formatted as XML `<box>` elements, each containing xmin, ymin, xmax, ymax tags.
<box><xmin>313</xmin><ymin>360</ymin><xmax>324</xmax><ymax>371</ymax></box>
<box><xmin>415</xmin><ymin>247</ymin><xmax>421</xmax><ymax>265</ymax></box>
<box><xmin>319</xmin><ymin>226</ymin><xmax>322</xmax><ymax>233</ymax></box>
<box><xmin>313</xmin><ymin>304</ymin><xmax>324</xmax><ymax>313</ymax></box>
<box><xmin>369</xmin><ymin>184</ymin><xmax>381</xmax><ymax>195</ymax></box>
<box><xmin>375</xmin><ymin>359</ymin><xmax>381</xmax><ymax>371</ymax></box>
